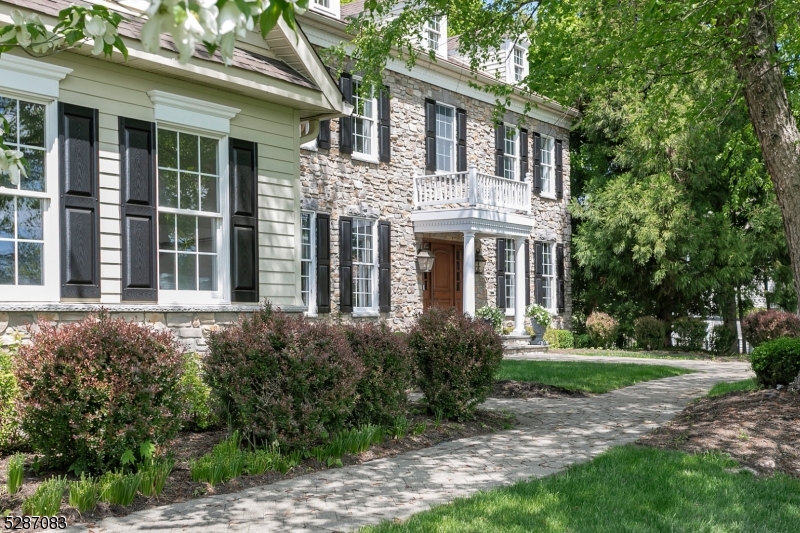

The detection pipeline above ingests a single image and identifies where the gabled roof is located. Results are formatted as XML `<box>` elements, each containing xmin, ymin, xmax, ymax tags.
<box><xmin>340</xmin><ymin>0</ymin><xmax>366</xmax><ymax>18</ymax></box>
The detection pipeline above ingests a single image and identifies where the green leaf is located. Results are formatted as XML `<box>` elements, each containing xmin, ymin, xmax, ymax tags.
<box><xmin>120</xmin><ymin>449</ymin><xmax>136</xmax><ymax>466</ymax></box>
<box><xmin>259</xmin><ymin>4</ymin><xmax>282</xmax><ymax>37</ymax></box>
<box><xmin>139</xmin><ymin>441</ymin><xmax>156</xmax><ymax>460</ymax></box>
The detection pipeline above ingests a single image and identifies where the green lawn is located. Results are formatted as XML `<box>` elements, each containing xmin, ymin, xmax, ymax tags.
<box><xmin>707</xmin><ymin>378</ymin><xmax>760</xmax><ymax>397</ymax></box>
<box><xmin>497</xmin><ymin>360</ymin><xmax>694</xmax><ymax>394</ymax></box>
<box><xmin>361</xmin><ymin>445</ymin><xmax>800</xmax><ymax>533</ymax></box>
<box><xmin>565</xmin><ymin>348</ymin><xmax>712</xmax><ymax>360</ymax></box>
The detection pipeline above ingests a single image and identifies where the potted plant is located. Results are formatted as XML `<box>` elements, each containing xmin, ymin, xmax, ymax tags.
<box><xmin>526</xmin><ymin>304</ymin><xmax>552</xmax><ymax>344</ymax></box>
<box><xmin>475</xmin><ymin>305</ymin><xmax>505</xmax><ymax>334</ymax></box>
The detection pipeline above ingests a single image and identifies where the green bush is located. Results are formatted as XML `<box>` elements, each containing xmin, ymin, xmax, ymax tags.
<box><xmin>586</xmin><ymin>312</ymin><xmax>618</xmax><ymax>348</ymax></box>
<box><xmin>574</xmin><ymin>333</ymin><xmax>591</xmax><ymax>348</ymax></box>
<box><xmin>204</xmin><ymin>303</ymin><xmax>363</xmax><ymax>450</ymax></box>
<box><xmin>709</xmin><ymin>324</ymin><xmax>738</xmax><ymax>356</ymax></box>
<box><xmin>179</xmin><ymin>353</ymin><xmax>219</xmax><ymax>431</ymax></box>
<box><xmin>672</xmin><ymin>317</ymin><xmax>708</xmax><ymax>351</ymax></box>
<box><xmin>750</xmin><ymin>337</ymin><xmax>800</xmax><ymax>387</ymax></box>
<box><xmin>634</xmin><ymin>317</ymin><xmax>666</xmax><ymax>351</ymax></box>
<box><xmin>543</xmin><ymin>328</ymin><xmax>574</xmax><ymax>349</ymax></box>
<box><xmin>14</xmin><ymin>312</ymin><xmax>186</xmax><ymax>473</ymax></box>
<box><xmin>344</xmin><ymin>322</ymin><xmax>413</xmax><ymax>427</ymax></box>
<box><xmin>408</xmin><ymin>307</ymin><xmax>503</xmax><ymax>421</ymax></box>
<box><xmin>0</xmin><ymin>342</ymin><xmax>23</xmax><ymax>453</ymax></box>
<box><xmin>475</xmin><ymin>305</ymin><xmax>504</xmax><ymax>333</ymax></box>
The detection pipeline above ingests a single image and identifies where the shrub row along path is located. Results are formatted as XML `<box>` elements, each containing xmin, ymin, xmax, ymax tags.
<box><xmin>70</xmin><ymin>354</ymin><xmax>752</xmax><ymax>533</ymax></box>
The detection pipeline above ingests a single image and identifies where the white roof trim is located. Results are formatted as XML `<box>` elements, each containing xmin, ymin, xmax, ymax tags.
<box><xmin>0</xmin><ymin>54</ymin><xmax>72</xmax><ymax>99</ymax></box>
<box><xmin>148</xmin><ymin>90</ymin><xmax>241</xmax><ymax>134</ymax></box>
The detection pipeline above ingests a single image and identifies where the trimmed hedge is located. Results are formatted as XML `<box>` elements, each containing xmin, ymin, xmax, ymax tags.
<box><xmin>709</xmin><ymin>324</ymin><xmax>737</xmax><ymax>356</ymax></box>
<box><xmin>408</xmin><ymin>307</ymin><xmax>503</xmax><ymax>421</ymax></box>
<box><xmin>586</xmin><ymin>312</ymin><xmax>618</xmax><ymax>348</ymax></box>
<box><xmin>741</xmin><ymin>309</ymin><xmax>800</xmax><ymax>348</ymax></box>
<box><xmin>672</xmin><ymin>317</ymin><xmax>708</xmax><ymax>352</ymax></box>
<box><xmin>543</xmin><ymin>328</ymin><xmax>574</xmax><ymax>349</ymax></box>
<box><xmin>204</xmin><ymin>304</ymin><xmax>363</xmax><ymax>450</ymax></box>
<box><xmin>634</xmin><ymin>317</ymin><xmax>666</xmax><ymax>351</ymax></box>
<box><xmin>750</xmin><ymin>337</ymin><xmax>800</xmax><ymax>387</ymax></box>
<box><xmin>14</xmin><ymin>313</ymin><xmax>185</xmax><ymax>472</ymax></box>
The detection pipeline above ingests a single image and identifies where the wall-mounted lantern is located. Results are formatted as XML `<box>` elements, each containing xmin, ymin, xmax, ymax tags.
<box><xmin>416</xmin><ymin>243</ymin><xmax>435</xmax><ymax>273</ymax></box>
<box><xmin>475</xmin><ymin>247</ymin><xmax>486</xmax><ymax>274</ymax></box>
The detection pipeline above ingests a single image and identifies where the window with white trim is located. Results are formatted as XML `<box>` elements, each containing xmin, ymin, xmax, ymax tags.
<box><xmin>314</xmin><ymin>0</ymin><xmax>329</xmax><ymax>7</ymax></box>
<box><xmin>425</xmin><ymin>19</ymin><xmax>441</xmax><ymax>52</ymax></box>
<box><xmin>352</xmin><ymin>78</ymin><xmax>377</xmax><ymax>158</ymax></box>
<box><xmin>541</xmin><ymin>135</ymin><xmax>555</xmax><ymax>195</ymax></box>
<box><xmin>352</xmin><ymin>218</ymin><xmax>377</xmax><ymax>310</ymax></box>
<box><xmin>435</xmin><ymin>103</ymin><xmax>455</xmax><ymax>172</ymax></box>
<box><xmin>157</xmin><ymin>129</ymin><xmax>224</xmax><ymax>298</ymax></box>
<box><xmin>513</xmin><ymin>47</ymin><xmax>525</xmax><ymax>82</ymax></box>
<box><xmin>541</xmin><ymin>242</ymin><xmax>555</xmax><ymax>310</ymax></box>
<box><xmin>0</xmin><ymin>96</ymin><xmax>47</xmax><ymax>289</ymax></box>
<box><xmin>301</xmin><ymin>211</ymin><xmax>316</xmax><ymax>311</ymax></box>
<box><xmin>503</xmin><ymin>126</ymin><xmax>519</xmax><ymax>181</ymax></box>
<box><xmin>504</xmin><ymin>238</ymin><xmax>515</xmax><ymax>311</ymax></box>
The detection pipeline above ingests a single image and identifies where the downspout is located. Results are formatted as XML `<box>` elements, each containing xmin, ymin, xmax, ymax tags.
<box><xmin>299</xmin><ymin>119</ymin><xmax>320</xmax><ymax>144</ymax></box>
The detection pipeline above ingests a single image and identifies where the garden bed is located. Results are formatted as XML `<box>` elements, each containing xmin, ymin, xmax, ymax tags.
<box><xmin>637</xmin><ymin>389</ymin><xmax>800</xmax><ymax>477</ymax></box>
<box><xmin>492</xmin><ymin>380</ymin><xmax>589</xmax><ymax>398</ymax></box>
<box><xmin>0</xmin><ymin>405</ymin><xmax>514</xmax><ymax>526</ymax></box>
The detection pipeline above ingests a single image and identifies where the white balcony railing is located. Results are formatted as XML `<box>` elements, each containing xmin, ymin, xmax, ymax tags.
<box><xmin>413</xmin><ymin>166</ymin><xmax>532</xmax><ymax>213</ymax></box>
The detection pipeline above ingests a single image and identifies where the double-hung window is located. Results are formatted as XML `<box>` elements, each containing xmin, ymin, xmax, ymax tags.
<box><xmin>503</xmin><ymin>126</ymin><xmax>519</xmax><ymax>181</ymax></box>
<box><xmin>541</xmin><ymin>135</ymin><xmax>555</xmax><ymax>195</ymax></box>
<box><xmin>352</xmin><ymin>219</ymin><xmax>377</xmax><ymax>311</ymax></box>
<box><xmin>0</xmin><ymin>94</ymin><xmax>55</xmax><ymax>300</ymax></box>
<box><xmin>301</xmin><ymin>211</ymin><xmax>316</xmax><ymax>312</ymax></box>
<box><xmin>314</xmin><ymin>0</ymin><xmax>329</xmax><ymax>7</ymax></box>
<box><xmin>513</xmin><ymin>47</ymin><xmax>525</xmax><ymax>82</ymax></box>
<box><xmin>504</xmin><ymin>238</ymin><xmax>515</xmax><ymax>311</ymax></box>
<box><xmin>435</xmin><ymin>104</ymin><xmax>455</xmax><ymax>172</ymax></box>
<box><xmin>541</xmin><ymin>242</ymin><xmax>555</xmax><ymax>310</ymax></box>
<box><xmin>352</xmin><ymin>79</ymin><xmax>377</xmax><ymax>159</ymax></box>
<box><xmin>157</xmin><ymin>129</ymin><xmax>225</xmax><ymax>302</ymax></box>
<box><xmin>425</xmin><ymin>19</ymin><xmax>441</xmax><ymax>52</ymax></box>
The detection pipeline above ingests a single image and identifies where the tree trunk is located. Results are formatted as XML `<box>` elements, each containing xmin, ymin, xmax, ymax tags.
<box><xmin>718</xmin><ymin>288</ymin><xmax>739</xmax><ymax>356</ymax></box>
<box><xmin>734</xmin><ymin>0</ymin><xmax>800</xmax><ymax>313</ymax></box>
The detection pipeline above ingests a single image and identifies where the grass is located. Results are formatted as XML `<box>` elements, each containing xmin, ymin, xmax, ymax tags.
<box><xmin>361</xmin><ymin>445</ymin><xmax>800</xmax><ymax>533</ymax></box>
<box><xmin>567</xmin><ymin>348</ymin><xmax>711</xmax><ymax>360</ymax></box>
<box><xmin>707</xmin><ymin>378</ymin><xmax>760</xmax><ymax>397</ymax></box>
<box><xmin>497</xmin><ymin>360</ymin><xmax>693</xmax><ymax>394</ymax></box>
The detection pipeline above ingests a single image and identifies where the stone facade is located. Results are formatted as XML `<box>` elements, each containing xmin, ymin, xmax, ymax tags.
<box><xmin>300</xmin><ymin>70</ymin><xmax>572</xmax><ymax>331</ymax></box>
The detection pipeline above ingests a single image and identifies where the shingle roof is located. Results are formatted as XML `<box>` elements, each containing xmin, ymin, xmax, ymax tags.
<box><xmin>4</xmin><ymin>0</ymin><xmax>318</xmax><ymax>90</ymax></box>
<box><xmin>340</xmin><ymin>0</ymin><xmax>366</xmax><ymax>18</ymax></box>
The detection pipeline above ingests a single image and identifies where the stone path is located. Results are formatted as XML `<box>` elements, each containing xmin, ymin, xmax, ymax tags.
<box><xmin>70</xmin><ymin>354</ymin><xmax>752</xmax><ymax>533</ymax></box>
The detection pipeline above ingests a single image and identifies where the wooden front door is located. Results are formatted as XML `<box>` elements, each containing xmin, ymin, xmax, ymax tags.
<box><xmin>422</xmin><ymin>241</ymin><xmax>463</xmax><ymax>313</ymax></box>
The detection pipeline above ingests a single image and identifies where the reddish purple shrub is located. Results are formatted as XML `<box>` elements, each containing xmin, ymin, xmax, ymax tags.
<box><xmin>14</xmin><ymin>312</ymin><xmax>185</xmax><ymax>472</ymax></box>
<box><xmin>344</xmin><ymin>322</ymin><xmax>413</xmax><ymax>427</ymax></box>
<box><xmin>408</xmin><ymin>307</ymin><xmax>503</xmax><ymax>421</ymax></box>
<box><xmin>204</xmin><ymin>304</ymin><xmax>363</xmax><ymax>450</ymax></box>
<box><xmin>741</xmin><ymin>309</ymin><xmax>800</xmax><ymax>347</ymax></box>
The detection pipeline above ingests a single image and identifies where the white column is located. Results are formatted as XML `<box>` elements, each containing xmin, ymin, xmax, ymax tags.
<box><xmin>463</xmin><ymin>231</ymin><xmax>476</xmax><ymax>316</ymax></box>
<box><xmin>512</xmin><ymin>237</ymin><xmax>526</xmax><ymax>335</ymax></box>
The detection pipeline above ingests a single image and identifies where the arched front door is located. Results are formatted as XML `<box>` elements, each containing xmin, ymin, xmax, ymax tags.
<box><xmin>422</xmin><ymin>241</ymin><xmax>463</xmax><ymax>313</ymax></box>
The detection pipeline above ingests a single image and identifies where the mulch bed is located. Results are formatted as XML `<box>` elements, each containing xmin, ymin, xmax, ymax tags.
<box><xmin>492</xmin><ymin>379</ymin><xmax>589</xmax><ymax>398</ymax></box>
<box><xmin>0</xmin><ymin>405</ymin><xmax>515</xmax><ymax>527</ymax></box>
<box><xmin>637</xmin><ymin>389</ymin><xmax>800</xmax><ymax>477</ymax></box>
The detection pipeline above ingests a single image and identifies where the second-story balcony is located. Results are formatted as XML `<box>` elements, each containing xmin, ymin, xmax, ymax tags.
<box><xmin>412</xmin><ymin>166</ymin><xmax>531</xmax><ymax>214</ymax></box>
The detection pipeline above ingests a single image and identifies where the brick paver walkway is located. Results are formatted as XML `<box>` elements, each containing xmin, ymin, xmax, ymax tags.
<box><xmin>71</xmin><ymin>353</ymin><xmax>752</xmax><ymax>533</ymax></box>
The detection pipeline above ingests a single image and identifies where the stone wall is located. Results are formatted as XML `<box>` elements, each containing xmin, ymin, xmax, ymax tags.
<box><xmin>300</xmin><ymin>70</ymin><xmax>572</xmax><ymax>330</ymax></box>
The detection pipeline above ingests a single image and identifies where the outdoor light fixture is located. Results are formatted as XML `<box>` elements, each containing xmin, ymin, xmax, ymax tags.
<box><xmin>416</xmin><ymin>243</ymin><xmax>435</xmax><ymax>273</ymax></box>
<box><xmin>475</xmin><ymin>247</ymin><xmax>486</xmax><ymax>274</ymax></box>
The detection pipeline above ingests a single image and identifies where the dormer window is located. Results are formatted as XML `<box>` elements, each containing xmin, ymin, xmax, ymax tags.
<box><xmin>309</xmin><ymin>0</ymin><xmax>340</xmax><ymax>18</ymax></box>
<box><xmin>425</xmin><ymin>19</ymin><xmax>441</xmax><ymax>52</ymax></box>
<box><xmin>314</xmin><ymin>0</ymin><xmax>329</xmax><ymax>7</ymax></box>
<box><xmin>513</xmin><ymin>47</ymin><xmax>525</xmax><ymax>82</ymax></box>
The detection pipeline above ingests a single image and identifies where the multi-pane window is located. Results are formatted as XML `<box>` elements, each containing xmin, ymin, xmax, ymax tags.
<box><xmin>504</xmin><ymin>239</ymin><xmax>515</xmax><ymax>310</ymax></box>
<box><xmin>435</xmin><ymin>104</ymin><xmax>455</xmax><ymax>172</ymax></box>
<box><xmin>503</xmin><ymin>126</ymin><xmax>519</xmax><ymax>181</ymax></box>
<box><xmin>157</xmin><ymin>129</ymin><xmax>221</xmax><ymax>292</ymax></box>
<box><xmin>352</xmin><ymin>219</ymin><xmax>375</xmax><ymax>309</ymax></box>
<box><xmin>352</xmin><ymin>79</ymin><xmax>376</xmax><ymax>157</ymax></box>
<box><xmin>541</xmin><ymin>135</ymin><xmax>555</xmax><ymax>194</ymax></box>
<box><xmin>301</xmin><ymin>212</ymin><xmax>314</xmax><ymax>307</ymax></box>
<box><xmin>425</xmin><ymin>19</ymin><xmax>441</xmax><ymax>51</ymax></box>
<box><xmin>0</xmin><ymin>97</ymin><xmax>46</xmax><ymax>286</ymax></box>
<box><xmin>541</xmin><ymin>243</ymin><xmax>555</xmax><ymax>310</ymax></box>
<box><xmin>314</xmin><ymin>0</ymin><xmax>329</xmax><ymax>7</ymax></box>
<box><xmin>513</xmin><ymin>47</ymin><xmax>525</xmax><ymax>82</ymax></box>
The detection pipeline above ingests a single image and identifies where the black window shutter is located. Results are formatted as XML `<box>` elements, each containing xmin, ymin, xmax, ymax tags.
<box><xmin>533</xmin><ymin>132</ymin><xmax>542</xmax><ymax>194</ymax></box>
<box><xmin>119</xmin><ymin>117</ymin><xmax>157</xmax><ymax>301</ymax></box>
<box><xmin>378</xmin><ymin>86</ymin><xmax>391</xmax><ymax>163</ymax></box>
<box><xmin>520</xmin><ymin>128</ymin><xmax>529</xmax><ymax>182</ymax></box>
<box><xmin>534</xmin><ymin>241</ymin><xmax>543</xmax><ymax>306</ymax></box>
<box><xmin>59</xmin><ymin>104</ymin><xmax>101</xmax><ymax>299</ymax></box>
<box><xmin>555</xmin><ymin>139</ymin><xmax>564</xmax><ymax>199</ymax></box>
<box><xmin>378</xmin><ymin>220</ymin><xmax>391</xmax><ymax>312</ymax></box>
<box><xmin>339</xmin><ymin>74</ymin><xmax>353</xmax><ymax>155</ymax></box>
<box><xmin>316</xmin><ymin>213</ymin><xmax>331</xmax><ymax>313</ymax></box>
<box><xmin>456</xmin><ymin>108</ymin><xmax>467</xmax><ymax>172</ymax></box>
<box><xmin>339</xmin><ymin>216</ymin><xmax>353</xmax><ymax>312</ymax></box>
<box><xmin>495</xmin><ymin>238</ymin><xmax>506</xmax><ymax>308</ymax></box>
<box><xmin>525</xmin><ymin>239</ymin><xmax>531</xmax><ymax>307</ymax></box>
<box><xmin>229</xmin><ymin>139</ymin><xmax>259</xmax><ymax>302</ymax></box>
<box><xmin>556</xmin><ymin>243</ymin><xmax>565</xmax><ymax>313</ymax></box>
<box><xmin>318</xmin><ymin>120</ymin><xmax>331</xmax><ymax>150</ymax></box>
<box><xmin>495</xmin><ymin>123</ymin><xmax>505</xmax><ymax>177</ymax></box>
<box><xmin>424</xmin><ymin>98</ymin><xmax>436</xmax><ymax>171</ymax></box>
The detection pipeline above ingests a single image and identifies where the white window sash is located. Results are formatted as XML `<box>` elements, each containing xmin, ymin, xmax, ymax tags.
<box><xmin>504</xmin><ymin>238</ymin><xmax>515</xmax><ymax>313</ymax></box>
<box><xmin>435</xmin><ymin>103</ymin><xmax>456</xmax><ymax>173</ymax></box>
<box><xmin>352</xmin><ymin>79</ymin><xmax>378</xmax><ymax>159</ymax></box>
<box><xmin>352</xmin><ymin>219</ymin><xmax>378</xmax><ymax>313</ymax></box>
<box><xmin>504</xmin><ymin>126</ymin><xmax>519</xmax><ymax>181</ymax></box>
<box><xmin>542</xmin><ymin>243</ymin><xmax>556</xmax><ymax>311</ymax></box>
<box><xmin>541</xmin><ymin>135</ymin><xmax>555</xmax><ymax>194</ymax></box>
<box><xmin>301</xmin><ymin>211</ymin><xmax>317</xmax><ymax>315</ymax></box>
